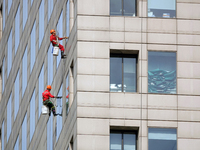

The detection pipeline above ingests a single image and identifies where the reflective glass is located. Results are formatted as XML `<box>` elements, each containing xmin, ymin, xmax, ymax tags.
<box><xmin>14</xmin><ymin>136</ymin><xmax>19</xmax><ymax>150</ymax></box>
<box><xmin>22</xmin><ymin>46</ymin><xmax>27</xmax><ymax>96</ymax></box>
<box><xmin>48</xmin><ymin>0</ymin><xmax>53</xmax><ymax>22</ymax></box>
<box><xmin>110</xmin><ymin>133</ymin><xmax>122</xmax><ymax>150</ymax></box>
<box><xmin>8</xmin><ymin>0</ymin><xmax>12</xmax><ymax>15</ymax></box>
<box><xmin>2</xmin><ymin>58</ymin><xmax>5</xmax><ymax>93</ymax></box>
<box><xmin>48</xmin><ymin>46</ymin><xmax>53</xmax><ymax>85</ymax></box>
<box><xmin>66</xmin><ymin>1</ymin><xmax>70</xmax><ymax>37</ymax></box>
<box><xmin>15</xmin><ymin>5</ymin><xmax>20</xmax><ymax>54</ymax></box>
<box><xmin>31</xmin><ymin>0</ymin><xmax>33</xmax><ymax>6</ymax></box>
<box><xmin>47</xmin><ymin>115</ymin><xmax>53</xmax><ymax>150</ymax></box>
<box><xmin>148</xmin><ymin>128</ymin><xmax>177</xmax><ymax>150</ymax></box>
<box><xmin>56</xmin><ymin>85</ymin><xmax>62</xmax><ymax>141</ymax></box>
<box><xmin>148</xmin><ymin>0</ymin><xmax>176</xmax><ymax>18</ymax></box>
<box><xmin>39</xmin><ymin>0</ymin><xmax>44</xmax><ymax>49</ymax></box>
<box><xmin>124</xmin><ymin>0</ymin><xmax>136</xmax><ymax>16</ymax></box>
<box><xmin>14</xmin><ymin>70</ymin><xmax>19</xmax><ymax>120</ymax></box>
<box><xmin>3</xmin><ymin>0</ymin><xmax>5</xmax><ymax>30</ymax></box>
<box><xmin>124</xmin><ymin>134</ymin><xmax>136</xmax><ymax>150</ymax></box>
<box><xmin>110</xmin><ymin>0</ymin><xmax>122</xmax><ymax>16</ymax></box>
<box><xmin>56</xmin><ymin>11</ymin><xmax>63</xmax><ymax>68</ymax></box>
<box><xmin>1</xmin><ymin>121</ymin><xmax>4</xmax><ymax>150</ymax></box>
<box><xmin>7</xmin><ymin>93</ymin><xmax>12</xmax><ymax>142</ymax></box>
<box><xmin>23</xmin><ymin>0</ymin><xmax>28</xmax><ymax>30</ymax></box>
<box><xmin>66</xmin><ymin>73</ymin><xmax>69</xmax><ymax>116</ymax></box>
<box><xmin>22</xmin><ymin>113</ymin><xmax>27</xmax><ymax>150</ymax></box>
<box><xmin>123</xmin><ymin>58</ymin><xmax>136</xmax><ymax>92</ymax></box>
<box><xmin>30</xmin><ymin>89</ymin><xmax>35</xmax><ymax>142</ymax></box>
<box><xmin>30</xmin><ymin>21</ymin><xmax>36</xmax><ymax>73</ymax></box>
<box><xmin>110</xmin><ymin>57</ymin><xmax>122</xmax><ymax>92</ymax></box>
<box><xmin>148</xmin><ymin>51</ymin><xmax>176</xmax><ymax>94</ymax></box>
<box><xmin>7</xmin><ymin>29</ymin><xmax>12</xmax><ymax>78</ymax></box>
<box><xmin>38</xmin><ymin>64</ymin><xmax>44</xmax><ymax>119</ymax></box>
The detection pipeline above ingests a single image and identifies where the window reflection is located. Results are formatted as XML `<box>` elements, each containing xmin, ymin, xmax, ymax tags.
<box><xmin>148</xmin><ymin>0</ymin><xmax>176</xmax><ymax>18</ymax></box>
<box><xmin>22</xmin><ymin>113</ymin><xmax>27</xmax><ymax>150</ymax></box>
<box><xmin>148</xmin><ymin>51</ymin><xmax>176</xmax><ymax>94</ymax></box>
<box><xmin>148</xmin><ymin>128</ymin><xmax>177</xmax><ymax>150</ymax></box>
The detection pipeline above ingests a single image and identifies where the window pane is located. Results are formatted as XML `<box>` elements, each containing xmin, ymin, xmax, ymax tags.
<box><xmin>7</xmin><ymin>29</ymin><xmax>12</xmax><ymax>78</ymax></box>
<box><xmin>56</xmin><ymin>11</ymin><xmax>63</xmax><ymax>68</ymax></box>
<box><xmin>148</xmin><ymin>51</ymin><xmax>176</xmax><ymax>94</ymax></box>
<box><xmin>66</xmin><ymin>1</ymin><xmax>70</xmax><ymax>37</ymax></box>
<box><xmin>8</xmin><ymin>0</ymin><xmax>12</xmax><ymax>15</ymax></box>
<box><xmin>110</xmin><ymin>133</ymin><xmax>122</xmax><ymax>150</ymax></box>
<box><xmin>123</xmin><ymin>58</ymin><xmax>136</xmax><ymax>92</ymax></box>
<box><xmin>66</xmin><ymin>73</ymin><xmax>69</xmax><ymax>116</ymax></box>
<box><xmin>2</xmin><ymin>58</ymin><xmax>5</xmax><ymax>93</ymax></box>
<box><xmin>2</xmin><ymin>121</ymin><xmax>4</xmax><ymax>150</ymax></box>
<box><xmin>124</xmin><ymin>134</ymin><xmax>136</xmax><ymax>150</ymax></box>
<box><xmin>38</xmin><ymin>64</ymin><xmax>44</xmax><ymax>119</ymax></box>
<box><xmin>48</xmin><ymin>46</ymin><xmax>53</xmax><ymax>85</ymax></box>
<box><xmin>56</xmin><ymin>85</ymin><xmax>62</xmax><ymax>141</ymax></box>
<box><xmin>148</xmin><ymin>128</ymin><xmax>177</xmax><ymax>150</ymax></box>
<box><xmin>124</xmin><ymin>0</ymin><xmax>136</xmax><ymax>16</ymax></box>
<box><xmin>14</xmin><ymin>70</ymin><xmax>19</xmax><ymax>120</ymax></box>
<box><xmin>39</xmin><ymin>0</ymin><xmax>44</xmax><ymax>48</ymax></box>
<box><xmin>23</xmin><ymin>0</ymin><xmax>28</xmax><ymax>30</ymax></box>
<box><xmin>48</xmin><ymin>0</ymin><xmax>53</xmax><ymax>22</ymax></box>
<box><xmin>7</xmin><ymin>93</ymin><xmax>12</xmax><ymax>142</ymax></box>
<box><xmin>110</xmin><ymin>0</ymin><xmax>122</xmax><ymax>16</ymax></box>
<box><xmin>148</xmin><ymin>0</ymin><xmax>176</xmax><ymax>18</ymax></box>
<box><xmin>14</xmin><ymin>136</ymin><xmax>19</xmax><ymax>150</ymax></box>
<box><xmin>22</xmin><ymin>113</ymin><xmax>27</xmax><ymax>150</ymax></box>
<box><xmin>110</xmin><ymin>57</ymin><xmax>122</xmax><ymax>92</ymax></box>
<box><xmin>22</xmin><ymin>46</ymin><xmax>27</xmax><ymax>96</ymax></box>
<box><xmin>15</xmin><ymin>5</ymin><xmax>20</xmax><ymax>54</ymax></box>
<box><xmin>30</xmin><ymin>89</ymin><xmax>35</xmax><ymax>142</ymax></box>
<box><xmin>31</xmin><ymin>0</ymin><xmax>33</xmax><ymax>6</ymax></box>
<box><xmin>30</xmin><ymin>21</ymin><xmax>36</xmax><ymax>73</ymax></box>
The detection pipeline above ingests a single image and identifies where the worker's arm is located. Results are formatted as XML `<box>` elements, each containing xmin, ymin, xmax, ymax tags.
<box><xmin>48</xmin><ymin>92</ymin><xmax>55</xmax><ymax>98</ymax></box>
<box><xmin>58</xmin><ymin>37</ymin><xmax>68</xmax><ymax>40</ymax></box>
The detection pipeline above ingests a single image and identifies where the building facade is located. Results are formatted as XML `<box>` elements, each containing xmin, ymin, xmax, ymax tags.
<box><xmin>0</xmin><ymin>0</ymin><xmax>200</xmax><ymax>150</ymax></box>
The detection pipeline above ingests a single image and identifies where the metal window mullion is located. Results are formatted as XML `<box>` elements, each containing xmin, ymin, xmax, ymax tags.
<box><xmin>122</xmin><ymin>133</ymin><xmax>124</xmax><ymax>150</ymax></box>
<box><xmin>122</xmin><ymin>0</ymin><xmax>124</xmax><ymax>16</ymax></box>
<box><xmin>122</xmin><ymin>58</ymin><xmax>124</xmax><ymax>92</ymax></box>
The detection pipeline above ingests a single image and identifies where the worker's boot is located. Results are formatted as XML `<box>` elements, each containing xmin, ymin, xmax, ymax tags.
<box><xmin>53</xmin><ymin>110</ymin><xmax>57</xmax><ymax>116</ymax></box>
<box><xmin>61</xmin><ymin>51</ymin><xmax>66</xmax><ymax>59</ymax></box>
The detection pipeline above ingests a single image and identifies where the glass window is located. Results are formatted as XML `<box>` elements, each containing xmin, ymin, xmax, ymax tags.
<box><xmin>30</xmin><ymin>21</ymin><xmax>36</xmax><ymax>73</ymax></box>
<box><xmin>2</xmin><ymin>120</ymin><xmax>4</xmax><ymax>150</ymax></box>
<box><xmin>110</xmin><ymin>0</ymin><xmax>137</xmax><ymax>16</ymax></box>
<box><xmin>148</xmin><ymin>128</ymin><xmax>177</xmax><ymax>150</ymax></box>
<box><xmin>66</xmin><ymin>1</ymin><xmax>70</xmax><ymax>37</ymax></box>
<box><xmin>22</xmin><ymin>113</ymin><xmax>27</xmax><ymax>150</ymax></box>
<box><xmin>15</xmin><ymin>5</ymin><xmax>20</xmax><ymax>54</ymax></box>
<box><xmin>110</xmin><ymin>130</ymin><xmax>137</xmax><ymax>150</ymax></box>
<box><xmin>31</xmin><ymin>0</ymin><xmax>33</xmax><ymax>6</ymax></box>
<box><xmin>14</xmin><ymin>136</ymin><xmax>19</xmax><ymax>150</ymax></box>
<box><xmin>148</xmin><ymin>51</ymin><xmax>176</xmax><ymax>94</ymax></box>
<box><xmin>48</xmin><ymin>0</ymin><xmax>53</xmax><ymax>22</ymax></box>
<box><xmin>56</xmin><ymin>85</ymin><xmax>62</xmax><ymax>141</ymax></box>
<box><xmin>66</xmin><ymin>73</ymin><xmax>69</xmax><ymax>116</ymax></box>
<box><xmin>56</xmin><ymin>11</ymin><xmax>63</xmax><ymax>68</ymax></box>
<box><xmin>30</xmin><ymin>89</ymin><xmax>35</xmax><ymax>142</ymax></box>
<box><xmin>148</xmin><ymin>0</ymin><xmax>176</xmax><ymax>18</ymax></box>
<box><xmin>22</xmin><ymin>46</ymin><xmax>27</xmax><ymax>96</ymax></box>
<box><xmin>3</xmin><ymin>0</ymin><xmax>5</xmax><ymax>30</ymax></box>
<box><xmin>39</xmin><ymin>0</ymin><xmax>44</xmax><ymax>49</ymax></box>
<box><xmin>7</xmin><ymin>93</ymin><xmax>12</xmax><ymax>142</ymax></box>
<box><xmin>14</xmin><ymin>70</ymin><xmax>19</xmax><ymax>120</ymax></box>
<box><xmin>48</xmin><ymin>46</ymin><xmax>53</xmax><ymax>85</ymax></box>
<box><xmin>7</xmin><ymin>29</ymin><xmax>12</xmax><ymax>78</ymax></box>
<box><xmin>38</xmin><ymin>64</ymin><xmax>44</xmax><ymax>119</ymax></box>
<box><xmin>47</xmin><ymin>115</ymin><xmax>53</xmax><ymax>150</ymax></box>
<box><xmin>2</xmin><ymin>58</ymin><xmax>5</xmax><ymax>93</ymax></box>
<box><xmin>8</xmin><ymin>0</ymin><xmax>12</xmax><ymax>15</ymax></box>
<box><xmin>23</xmin><ymin>0</ymin><xmax>28</xmax><ymax>30</ymax></box>
<box><xmin>110</xmin><ymin>54</ymin><xmax>137</xmax><ymax>92</ymax></box>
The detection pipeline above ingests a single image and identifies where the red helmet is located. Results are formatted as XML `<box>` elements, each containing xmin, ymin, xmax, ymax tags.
<box><xmin>50</xmin><ymin>29</ymin><xmax>55</xmax><ymax>34</ymax></box>
<box><xmin>47</xmin><ymin>85</ymin><xmax>52</xmax><ymax>90</ymax></box>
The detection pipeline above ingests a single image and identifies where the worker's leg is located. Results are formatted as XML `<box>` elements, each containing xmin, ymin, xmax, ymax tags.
<box><xmin>59</xmin><ymin>44</ymin><xmax>64</xmax><ymax>52</ymax></box>
<box><xmin>43</xmin><ymin>100</ymin><xmax>51</xmax><ymax>116</ymax></box>
<box><xmin>46</xmin><ymin>101</ymin><xmax>56</xmax><ymax>116</ymax></box>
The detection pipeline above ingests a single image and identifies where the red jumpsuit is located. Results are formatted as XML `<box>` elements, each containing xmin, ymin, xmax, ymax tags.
<box><xmin>50</xmin><ymin>34</ymin><xmax>65</xmax><ymax>52</ymax></box>
<box><xmin>42</xmin><ymin>90</ymin><xmax>55</xmax><ymax>101</ymax></box>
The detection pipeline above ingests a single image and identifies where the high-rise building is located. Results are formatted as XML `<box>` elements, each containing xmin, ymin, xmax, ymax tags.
<box><xmin>0</xmin><ymin>0</ymin><xmax>200</xmax><ymax>150</ymax></box>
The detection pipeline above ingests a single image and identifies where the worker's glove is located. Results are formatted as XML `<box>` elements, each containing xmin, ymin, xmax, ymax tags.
<box><xmin>56</xmin><ymin>96</ymin><xmax>62</xmax><ymax>99</ymax></box>
<box><xmin>65</xmin><ymin>37</ymin><xmax>68</xmax><ymax>39</ymax></box>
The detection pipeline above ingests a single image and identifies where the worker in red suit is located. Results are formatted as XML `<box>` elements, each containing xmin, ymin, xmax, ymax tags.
<box><xmin>50</xmin><ymin>29</ymin><xmax>68</xmax><ymax>58</ymax></box>
<box><xmin>42</xmin><ymin>85</ymin><xmax>60</xmax><ymax>116</ymax></box>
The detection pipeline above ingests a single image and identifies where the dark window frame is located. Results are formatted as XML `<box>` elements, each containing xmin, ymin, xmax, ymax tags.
<box><xmin>110</xmin><ymin>53</ymin><xmax>138</xmax><ymax>93</ymax></box>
